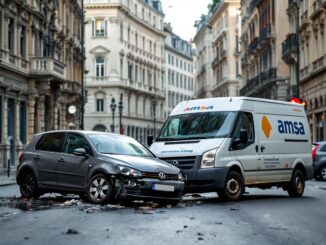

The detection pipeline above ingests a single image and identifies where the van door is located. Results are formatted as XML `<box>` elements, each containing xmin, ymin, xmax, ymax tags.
<box><xmin>255</xmin><ymin>114</ymin><xmax>293</xmax><ymax>183</ymax></box>
<box><xmin>230</xmin><ymin>111</ymin><xmax>261</xmax><ymax>184</ymax></box>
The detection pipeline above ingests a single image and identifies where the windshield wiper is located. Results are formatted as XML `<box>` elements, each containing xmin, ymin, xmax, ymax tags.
<box><xmin>155</xmin><ymin>137</ymin><xmax>179</xmax><ymax>142</ymax></box>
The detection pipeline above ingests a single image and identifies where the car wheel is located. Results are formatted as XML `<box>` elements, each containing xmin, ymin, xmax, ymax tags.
<box><xmin>87</xmin><ymin>174</ymin><xmax>113</xmax><ymax>204</ymax></box>
<box><xmin>217</xmin><ymin>171</ymin><xmax>244</xmax><ymax>202</ymax></box>
<box><xmin>19</xmin><ymin>170</ymin><xmax>40</xmax><ymax>199</ymax></box>
<box><xmin>287</xmin><ymin>169</ymin><xmax>305</xmax><ymax>197</ymax></box>
<box><xmin>318</xmin><ymin>165</ymin><xmax>326</xmax><ymax>181</ymax></box>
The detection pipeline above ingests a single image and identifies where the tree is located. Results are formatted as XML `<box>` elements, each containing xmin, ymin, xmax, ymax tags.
<box><xmin>210</xmin><ymin>0</ymin><xmax>221</xmax><ymax>12</ymax></box>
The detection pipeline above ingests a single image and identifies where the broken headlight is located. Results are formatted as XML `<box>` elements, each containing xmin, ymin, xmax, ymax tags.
<box><xmin>117</xmin><ymin>165</ymin><xmax>142</xmax><ymax>178</ymax></box>
<box><xmin>178</xmin><ymin>172</ymin><xmax>184</xmax><ymax>181</ymax></box>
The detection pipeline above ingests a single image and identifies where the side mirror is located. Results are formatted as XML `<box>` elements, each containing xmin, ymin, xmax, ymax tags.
<box><xmin>147</xmin><ymin>135</ymin><xmax>154</xmax><ymax>146</ymax></box>
<box><xmin>234</xmin><ymin>129</ymin><xmax>248</xmax><ymax>145</ymax></box>
<box><xmin>73</xmin><ymin>148</ymin><xmax>88</xmax><ymax>157</ymax></box>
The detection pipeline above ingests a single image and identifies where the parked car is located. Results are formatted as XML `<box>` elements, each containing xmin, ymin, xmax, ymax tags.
<box><xmin>16</xmin><ymin>131</ymin><xmax>184</xmax><ymax>204</ymax></box>
<box><xmin>312</xmin><ymin>142</ymin><xmax>326</xmax><ymax>181</ymax></box>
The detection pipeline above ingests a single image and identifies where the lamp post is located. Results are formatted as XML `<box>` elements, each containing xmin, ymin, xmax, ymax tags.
<box><xmin>80</xmin><ymin>0</ymin><xmax>85</xmax><ymax>130</ymax></box>
<box><xmin>152</xmin><ymin>96</ymin><xmax>157</xmax><ymax>138</ymax></box>
<box><xmin>110</xmin><ymin>97</ymin><xmax>117</xmax><ymax>133</ymax></box>
<box><xmin>294</xmin><ymin>0</ymin><xmax>302</xmax><ymax>98</ymax></box>
<box><xmin>118</xmin><ymin>93</ymin><xmax>123</xmax><ymax>134</ymax></box>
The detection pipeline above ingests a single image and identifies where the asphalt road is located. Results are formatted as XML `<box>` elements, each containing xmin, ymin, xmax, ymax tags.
<box><xmin>0</xmin><ymin>181</ymin><xmax>325</xmax><ymax>245</ymax></box>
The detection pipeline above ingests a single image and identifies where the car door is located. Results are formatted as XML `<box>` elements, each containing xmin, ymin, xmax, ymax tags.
<box><xmin>56</xmin><ymin>133</ymin><xmax>91</xmax><ymax>190</ymax></box>
<box><xmin>230</xmin><ymin>111</ymin><xmax>261</xmax><ymax>185</ymax></box>
<box><xmin>34</xmin><ymin>132</ymin><xmax>66</xmax><ymax>187</ymax></box>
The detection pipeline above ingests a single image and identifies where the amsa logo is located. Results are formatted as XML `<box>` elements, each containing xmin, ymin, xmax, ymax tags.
<box><xmin>278</xmin><ymin>120</ymin><xmax>305</xmax><ymax>135</ymax></box>
<box><xmin>184</xmin><ymin>105</ymin><xmax>214</xmax><ymax>112</ymax></box>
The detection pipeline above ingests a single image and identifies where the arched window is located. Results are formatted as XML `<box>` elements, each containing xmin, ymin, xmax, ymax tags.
<box><xmin>96</xmin><ymin>57</ymin><xmax>105</xmax><ymax>77</ymax></box>
<box><xmin>93</xmin><ymin>124</ymin><xmax>107</xmax><ymax>132</ymax></box>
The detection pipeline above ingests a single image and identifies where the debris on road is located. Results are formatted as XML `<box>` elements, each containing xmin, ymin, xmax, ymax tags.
<box><xmin>66</xmin><ymin>229</ymin><xmax>79</xmax><ymax>235</ymax></box>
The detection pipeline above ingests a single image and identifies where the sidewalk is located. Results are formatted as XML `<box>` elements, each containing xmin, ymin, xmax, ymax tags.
<box><xmin>0</xmin><ymin>170</ymin><xmax>16</xmax><ymax>186</ymax></box>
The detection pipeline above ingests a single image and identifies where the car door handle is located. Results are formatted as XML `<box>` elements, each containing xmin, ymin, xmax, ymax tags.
<box><xmin>255</xmin><ymin>145</ymin><xmax>259</xmax><ymax>152</ymax></box>
<box><xmin>58</xmin><ymin>158</ymin><xmax>65</xmax><ymax>163</ymax></box>
<box><xmin>34</xmin><ymin>155</ymin><xmax>40</xmax><ymax>160</ymax></box>
<box><xmin>260</xmin><ymin>146</ymin><xmax>265</xmax><ymax>152</ymax></box>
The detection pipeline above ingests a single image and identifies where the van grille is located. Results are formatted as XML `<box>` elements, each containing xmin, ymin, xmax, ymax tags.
<box><xmin>160</xmin><ymin>156</ymin><xmax>197</xmax><ymax>170</ymax></box>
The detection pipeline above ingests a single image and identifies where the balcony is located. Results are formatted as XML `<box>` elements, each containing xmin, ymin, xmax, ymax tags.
<box><xmin>310</xmin><ymin>0</ymin><xmax>324</xmax><ymax>19</ymax></box>
<box><xmin>300</xmin><ymin>10</ymin><xmax>310</xmax><ymax>28</ymax></box>
<box><xmin>312</xmin><ymin>55</ymin><xmax>326</xmax><ymax>73</ymax></box>
<box><xmin>30</xmin><ymin>57</ymin><xmax>66</xmax><ymax>81</ymax></box>
<box><xmin>282</xmin><ymin>33</ymin><xmax>297</xmax><ymax>64</ymax></box>
<box><xmin>63</xmin><ymin>81</ymin><xmax>82</xmax><ymax>95</ymax></box>
<box><xmin>211</xmin><ymin>50</ymin><xmax>227</xmax><ymax>68</ymax></box>
<box><xmin>84</xmin><ymin>0</ymin><xmax>120</xmax><ymax>4</ymax></box>
<box><xmin>247</xmin><ymin>37</ymin><xmax>259</xmax><ymax>55</ymax></box>
<box><xmin>259</xmin><ymin>24</ymin><xmax>275</xmax><ymax>44</ymax></box>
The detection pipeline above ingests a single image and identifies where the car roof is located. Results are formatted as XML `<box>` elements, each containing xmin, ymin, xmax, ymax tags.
<box><xmin>35</xmin><ymin>130</ymin><xmax>131</xmax><ymax>138</ymax></box>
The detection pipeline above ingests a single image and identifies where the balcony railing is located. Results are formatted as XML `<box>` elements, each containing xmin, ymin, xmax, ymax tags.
<box><xmin>247</xmin><ymin>37</ymin><xmax>259</xmax><ymax>55</ymax></box>
<box><xmin>30</xmin><ymin>57</ymin><xmax>66</xmax><ymax>80</ymax></box>
<box><xmin>259</xmin><ymin>24</ymin><xmax>274</xmax><ymax>43</ymax></box>
<box><xmin>282</xmin><ymin>33</ymin><xmax>297</xmax><ymax>57</ymax></box>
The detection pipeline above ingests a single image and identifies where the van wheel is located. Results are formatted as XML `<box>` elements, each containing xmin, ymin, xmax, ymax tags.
<box><xmin>87</xmin><ymin>174</ymin><xmax>114</xmax><ymax>204</ymax></box>
<box><xmin>217</xmin><ymin>171</ymin><xmax>244</xmax><ymax>202</ymax></box>
<box><xmin>287</xmin><ymin>169</ymin><xmax>305</xmax><ymax>197</ymax></box>
<box><xmin>19</xmin><ymin>170</ymin><xmax>40</xmax><ymax>199</ymax></box>
<box><xmin>318</xmin><ymin>165</ymin><xmax>326</xmax><ymax>181</ymax></box>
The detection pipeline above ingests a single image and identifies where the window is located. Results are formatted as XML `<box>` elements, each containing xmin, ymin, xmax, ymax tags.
<box><xmin>20</xmin><ymin>26</ymin><xmax>26</xmax><ymax>58</ymax></box>
<box><xmin>8</xmin><ymin>18</ymin><xmax>14</xmax><ymax>53</ymax></box>
<box><xmin>63</xmin><ymin>133</ymin><xmax>90</xmax><ymax>154</ymax></box>
<box><xmin>320</xmin><ymin>144</ymin><xmax>326</xmax><ymax>152</ymax></box>
<box><xmin>20</xmin><ymin>101</ymin><xmax>27</xmax><ymax>144</ymax></box>
<box><xmin>231</xmin><ymin>112</ymin><xmax>255</xmax><ymax>150</ymax></box>
<box><xmin>96</xmin><ymin>57</ymin><xmax>105</xmax><ymax>77</ymax></box>
<box><xmin>36</xmin><ymin>133</ymin><xmax>66</xmax><ymax>152</ymax></box>
<box><xmin>94</xmin><ymin>19</ymin><xmax>106</xmax><ymax>37</ymax></box>
<box><xmin>96</xmin><ymin>99</ymin><xmax>104</xmax><ymax>112</ymax></box>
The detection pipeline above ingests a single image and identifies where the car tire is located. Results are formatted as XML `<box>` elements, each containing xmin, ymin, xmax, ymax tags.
<box><xmin>318</xmin><ymin>165</ymin><xmax>326</xmax><ymax>181</ymax></box>
<box><xmin>87</xmin><ymin>174</ymin><xmax>114</xmax><ymax>204</ymax></box>
<box><xmin>287</xmin><ymin>169</ymin><xmax>305</xmax><ymax>197</ymax></box>
<box><xmin>19</xmin><ymin>170</ymin><xmax>40</xmax><ymax>199</ymax></box>
<box><xmin>217</xmin><ymin>171</ymin><xmax>244</xmax><ymax>202</ymax></box>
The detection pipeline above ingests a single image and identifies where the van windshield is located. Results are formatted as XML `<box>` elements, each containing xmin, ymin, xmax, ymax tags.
<box><xmin>156</xmin><ymin>111</ymin><xmax>236</xmax><ymax>141</ymax></box>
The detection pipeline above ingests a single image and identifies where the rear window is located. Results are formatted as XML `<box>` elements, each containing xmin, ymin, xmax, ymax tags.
<box><xmin>35</xmin><ymin>133</ymin><xmax>66</xmax><ymax>152</ymax></box>
<box><xmin>320</xmin><ymin>144</ymin><xmax>326</xmax><ymax>152</ymax></box>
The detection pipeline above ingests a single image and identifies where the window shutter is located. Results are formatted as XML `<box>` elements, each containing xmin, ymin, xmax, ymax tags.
<box><xmin>92</xmin><ymin>20</ymin><xmax>94</xmax><ymax>36</ymax></box>
<box><xmin>105</xmin><ymin>20</ymin><xmax>108</xmax><ymax>36</ymax></box>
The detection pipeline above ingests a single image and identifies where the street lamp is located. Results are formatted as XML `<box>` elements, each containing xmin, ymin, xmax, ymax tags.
<box><xmin>118</xmin><ymin>93</ymin><xmax>123</xmax><ymax>134</ymax></box>
<box><xmin>294</xmin><ymin>0</ymin><xmax>302</xmax><ymax>98</ymax></box>
<box><xmin>152</xmin><ymin>96</ymin><xmax>157</xmax><ymax>138</ymax></box>
<box><xmin>110</xmin><ymin>97</ymin><xmax>117</xmax><ymax>133</ymax></box>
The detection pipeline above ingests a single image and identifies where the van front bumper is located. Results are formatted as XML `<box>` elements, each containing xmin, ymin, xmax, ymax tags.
<box><xmin>184</xmin><ymin>167</ymin><xmax>229</xmax><ymax>193</ymax></box>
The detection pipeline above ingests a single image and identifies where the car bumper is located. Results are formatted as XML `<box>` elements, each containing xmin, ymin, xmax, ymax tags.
<box><xmin>184</xmin><ymin>167</ymin><xmax>229</xmax><ymax>193</ymax></box>
<box><xmin>117</xmin><ymin>178</ymin><xmax>184</xmax><ymax>200</ymax></box>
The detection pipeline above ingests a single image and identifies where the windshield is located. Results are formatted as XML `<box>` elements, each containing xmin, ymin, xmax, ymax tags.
<box><xmin>88</xmin><ymin>134</ymin><xmax>153</xmax><ymax>157</ymax></box>
<box><xmin>156</xmin><ymin>111</ymin><xmax>236</xmax><ymax>141</ymax></box>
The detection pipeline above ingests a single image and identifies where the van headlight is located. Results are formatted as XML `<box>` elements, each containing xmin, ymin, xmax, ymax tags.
<box><xmin>201</xmin><ymin>148</ymin><xmax>218</xmax><ymax>168</ymax></box>
<box><xmin>117</xmin><ymin>165</ymin><xmax>142</xmax><ymax>178</ymax></box>
<box><xmin>178</xmin><ymin>172</ymin><xmax>184</xmax><ymax>181</ymax></box>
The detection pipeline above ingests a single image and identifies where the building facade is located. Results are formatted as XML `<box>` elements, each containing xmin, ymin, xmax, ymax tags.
<box><xmin>0</xmin><ymin>0</ymin><xmax>83</xmax><ymax>170</ymax></box>
<box><xmin>194</xmin><ymin>13</ymin><xmax>214</xmax><ymax>98</ymax></box>
<box><xmin>84</xmin><ymin>0</ymin><xmax>166</xmax><ymax>144</ymax></box>
<box><xmin>209</xmin><ymin>0</ymin><xmax>242</xmax><ymax>97</ymax></box>
<box><xmin>240</xmin><ymin>0</ymin><xmax>290</xmax><ymax>100</ymax></box>
<box><xmin>164</xmin><ymin>23</ymin><xmax>194</xmax><ymax>116</ymax></box>
<box><xmin>290</xmin><ymin>0</ymin><xmax>326</xmax><ymax>141</ymax></box>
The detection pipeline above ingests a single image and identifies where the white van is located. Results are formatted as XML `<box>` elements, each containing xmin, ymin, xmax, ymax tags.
<box><xmin>149</xmin><ymin>97</ymin><xmax>313</xmax><ymax>201</ymax></box>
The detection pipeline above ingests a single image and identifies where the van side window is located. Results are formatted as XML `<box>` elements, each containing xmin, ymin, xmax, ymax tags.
<box><xmin>232</xmin><ymin>112</ymin><xmax>255</xmax><ymax>150</ymax></box>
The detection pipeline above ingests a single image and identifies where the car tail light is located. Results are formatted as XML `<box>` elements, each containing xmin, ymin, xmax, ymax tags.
<box><xmin>19</xmin><ymin>153</ymin><xmax>24</xmax><ymax>163</ymax></box>
<box><xmin>312</xmin><ymin>144</ymin><xmax>320</xmax><ymax>158</ymax></box>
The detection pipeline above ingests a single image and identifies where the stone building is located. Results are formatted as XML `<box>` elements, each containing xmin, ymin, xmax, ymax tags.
<box><xmin>84</xmin><ymin>0</ymin><xmax>166</xmax><ymax>144</ymax></box>
<box><xmin>209</xmin><ymin>0</ymin><xmax>242</xmax><ymax>97</ymax></box>
<box><xmin>164</xmin><ymin>23</ymin><xmax>194</xmax><ymax>116</ymax></box>
<box><xmin>284</xmin><ymin>0</ymin><xmax>326</xmax><ymax>141</ymax></box>
<box><xmin>240</xmin><ymin>0</ymin><xmax>290</xmax><ymax>100</ymax></box>
<box><xmin>0</xmin><ymin>0</ymin><xmax>83</xmax><ymax>170</ymax></box>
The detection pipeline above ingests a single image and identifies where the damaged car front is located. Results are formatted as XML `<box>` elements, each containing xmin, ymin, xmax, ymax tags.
<box><xmin>87</xmin><ymin>133</ymin><xmax>185</xmax><ymax>204</ymax></box>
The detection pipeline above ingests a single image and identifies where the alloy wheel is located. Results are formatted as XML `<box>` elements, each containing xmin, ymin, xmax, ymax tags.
<box><xmin>89</xmin><ymin>177</ymin><xmax>110</xmax><ymax>202</ymax></box>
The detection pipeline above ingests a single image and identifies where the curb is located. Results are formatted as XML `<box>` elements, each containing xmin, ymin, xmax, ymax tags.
<box><xmin>0</xmin><ymin>182</ymin><xmax>16</xmax><ymax>187</ymax></box>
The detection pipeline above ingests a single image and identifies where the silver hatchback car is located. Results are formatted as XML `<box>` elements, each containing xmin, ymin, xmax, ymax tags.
<box><xmin>16</xmin><ymin>131</ymin><xmax>184</xmax><ymax>204</ymax></box>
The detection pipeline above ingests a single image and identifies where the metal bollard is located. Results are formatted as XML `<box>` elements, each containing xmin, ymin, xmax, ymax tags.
<box><xmin>7</xmin><ymin>159</ymin><xmax>10</xmax><ymax>177</ymax></box>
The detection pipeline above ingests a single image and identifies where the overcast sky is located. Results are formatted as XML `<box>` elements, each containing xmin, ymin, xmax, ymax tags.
<box><xmin>161</xmin><ymin>0</ymin><xmax>211</xmax><ymax>41</ymax></box>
